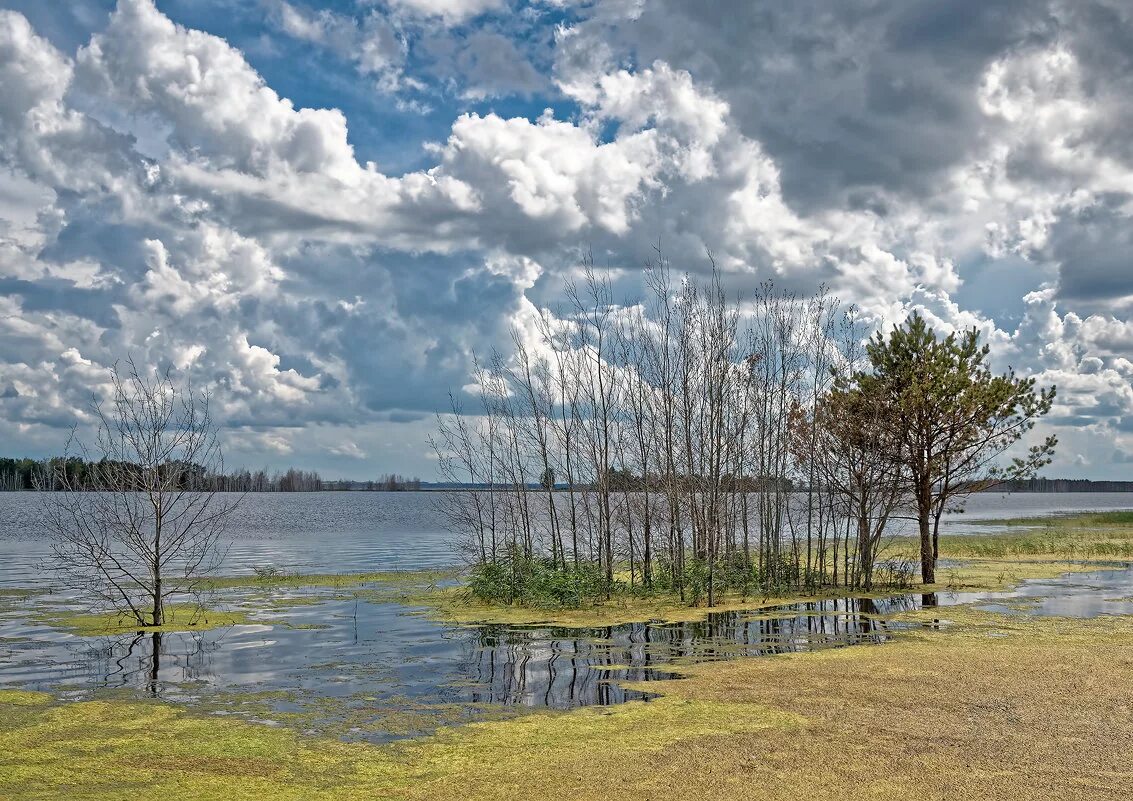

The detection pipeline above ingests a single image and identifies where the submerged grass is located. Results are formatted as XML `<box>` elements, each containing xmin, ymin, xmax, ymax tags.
<box><xmin>984</xmin><ymin>510</ymin><xmax>1133</xmax><ymax>528</ymax></box>
<box><xmin>4</xmin><ymin>603</ymin><xmax>1133</xmax><ymax>799</ymax></box>
<box><xmin>409</xmin><ymin>554</ymin><xmax>1121</xmax><ymax>629</ymax></box>
<box><xmin>20</xmin><ymin>571</ymin><xmax>453</xmax><ymax>637</ymax></box>
<box><xmin>937</xmin><ymin>510</ymin><xmax>1133</xmax><ymax>559</ymax></box>
<box><xmin>400</xmin><ymin>512</ymin><xmax>1133</xmax><ymax>628</ymax></box>
<box><xmin>196</xmin><ymin>568</ymin><xmax>457</xmax><ymax>593</ymax></box>
<box><xmin>175</xmin><ymin>688</ymin><xmax>524</xmax><ymax>741</ymax></box>
<box><xmin>34</xmin><ymin>603</ymin><xmax>254</xmax><ymax>636</ymax></box>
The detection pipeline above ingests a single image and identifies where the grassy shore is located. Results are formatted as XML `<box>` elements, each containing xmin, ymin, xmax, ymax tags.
<box><xmin>936</xmin><ymin>510</ymin><xmax>1133</xmax><ymax>559</ymax></box>
<box><xmin>3</xmin><ymin>604</ymin><xmax>1131</xmax><ymax>799</ymax></box>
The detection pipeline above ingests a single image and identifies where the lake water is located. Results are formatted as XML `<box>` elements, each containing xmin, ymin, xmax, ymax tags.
<box><xmin>4</xmin><ymin>490</ymin><xmax>1133</xmax><ymax>585</ymax></box>
<box><xmin>2</xmin><ymin>490</ymin><xmax>1132</xmax><ymax>742</ymax></box>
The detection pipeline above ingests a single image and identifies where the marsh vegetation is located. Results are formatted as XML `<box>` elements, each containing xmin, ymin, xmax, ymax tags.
<box><xmin>4</xmin><ymin>487</ymin><xmax>1133</xmax><ymax>799</ymax></box>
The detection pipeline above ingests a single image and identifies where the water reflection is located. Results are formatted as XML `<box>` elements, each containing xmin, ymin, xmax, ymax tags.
<box><xmin>91</xmin><ymin>630</ymin><xmax>217</xmax><ymax>697</ymax></box>
<box><xmin>3</xmin><ymin>565</ymin><xmax>1132</xmax><ymax>743</ymax></box>
<box><xmin>3</xmin><ymin>595</ymin><xmax>915</xmax><ymax>714</ymax></box>
<box><xmin>459</xmin><ymin>596</ymin><xmax>912</xmax><ymax>708</ymax></box>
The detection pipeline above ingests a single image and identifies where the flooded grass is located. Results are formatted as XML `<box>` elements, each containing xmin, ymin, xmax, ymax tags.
<box><xmin>33</xmin><ymin>604</ymin><xmax>254</xmax><ymax>636</ymax></box>
<box><xmin>4</xmin><ymin>519</ymin><xmax>1133</xmax><ymax>798</ymax></box>
<box><xmin>4</xmin><ymin>605</ymin><xmax>1133</xmax><ymax>799</ymax></box>
<box><xmin>984</xmin><ymin>510</ymin><xmax>1133</xmax><ymax>528</ymax></box>
<box><xmin>196</xmin><ymin>568</ymin><xmax>457</xmax><ymax>593</ymax></box>
<box><xmin>406</xmin><ymin>552</ymin><xmax>1128</xmax><ymax>628</ymax></box>
<box><xmin>937</xmin><ymin>510</ymin><xmax>1133</xmax><ymax>559</ymax></box>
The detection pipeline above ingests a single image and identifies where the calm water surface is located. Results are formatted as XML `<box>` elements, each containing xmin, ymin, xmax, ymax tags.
<box><xmin>2</xmin><ymin>491</ymin><xmax>1132</xmax><ymax>742</ymax></box>
<box><xmin>3</xmin><ymin>490</ymin><xmax>1133</xmax><ymax>581</ymax></box>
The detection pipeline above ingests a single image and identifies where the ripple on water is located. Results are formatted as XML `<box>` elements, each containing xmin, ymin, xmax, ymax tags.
<box><xmin>3</xmin><ymin>491</ymin><xmax>1133</xmax><ymax>742</ymax></box>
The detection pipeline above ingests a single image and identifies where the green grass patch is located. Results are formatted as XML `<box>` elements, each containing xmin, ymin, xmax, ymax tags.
<box><xmin>0</xmin><ymin>688</ymin><xmax>795</xmax><ymax>800</ymax></box>
<box><xmin>934</xmin><ymin>510</ymin><xmax>1133</xmax><ymax>559</ymax></box>
<box><xmin>36</xmin><ymin>604</ymin><xmax>253</xmax><ymax>636</ymax></box>
<box><xmin>981</xmin><ymin>510</ymin><xmax>1133</xmax><ymax>528</ymax></box>
<box><xmin>196</xmin><ymin>569</ymin><xmax>457</xmax><ymax>593</ymax></box>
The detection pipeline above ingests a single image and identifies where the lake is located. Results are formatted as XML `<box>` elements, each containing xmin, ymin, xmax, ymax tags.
<box><xmin>4</xmin><ymin>489</ymin><xmax>1133</xmax><ymax>584</ymax></box>
<box><xmin>2</xmin><ymin>490</ymin><xmax>1132</xmax><ymax>743</ymax></box>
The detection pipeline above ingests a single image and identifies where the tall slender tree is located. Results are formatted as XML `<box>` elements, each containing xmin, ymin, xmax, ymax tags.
<box><xmin>859</xmin><ymin>314</ymin><xmax>1057</xmax><ymax>584</ymax></box>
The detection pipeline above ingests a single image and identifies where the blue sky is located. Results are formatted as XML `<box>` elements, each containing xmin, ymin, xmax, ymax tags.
<box><xmin>1</xmin><ymin>0</ymin><xmax>1132</xmax><ymax>479</ymax></box>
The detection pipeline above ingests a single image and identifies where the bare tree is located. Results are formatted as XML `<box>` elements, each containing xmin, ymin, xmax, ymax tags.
<box><xmin>439</xmin><ymin>249</ymin><xmax>1033</xmax><ymax>608</ymax></box>
<box><xmin>42</xmin><ymin>359</ymin><xmax>238</xmax><ymax>627</ymax></box>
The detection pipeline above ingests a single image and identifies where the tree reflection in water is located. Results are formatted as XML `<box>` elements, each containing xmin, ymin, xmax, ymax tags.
<box><xmin>461</xmin><ymin>595</ymin><xmax>917</xmax><ymax>708</ymax></box>
<box><xmin>50</xmin><ymin>594</ymin><xmax>920</xmax><ymax>721</ymax></box>
<box><xmin>90</xmin><ymin>629</ymin><xmax>215</xmax><ymax>696</ymax></box>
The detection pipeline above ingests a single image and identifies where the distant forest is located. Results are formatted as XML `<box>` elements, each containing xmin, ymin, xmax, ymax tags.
<box><xmin>0</xmin><ymin>457</ymin><xmax>421</xmax><ymax>492</ymax></box>
<box><xmin>1</xmin><ymin>457</ymin><xmax>1125</xmax><ymax>494</ymax></box>
<box><xmin>992</xmin><ymin>478</ymin><xmax>1133</xmax><ymax>493</ymax></box>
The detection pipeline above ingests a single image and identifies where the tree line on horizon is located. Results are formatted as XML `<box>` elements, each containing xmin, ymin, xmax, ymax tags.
<box><xmin>433</xmin><ymin>257</ymin><xmax>1057</xmax><ymax>608</ymax></box>
<box><xmin>0</xmin><ymin>457</ymin><xmax>421</xmax><ymax>493</ymax></box>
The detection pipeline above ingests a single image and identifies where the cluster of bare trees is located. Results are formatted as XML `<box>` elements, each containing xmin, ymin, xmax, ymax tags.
<box><xmin>371</xmin><ymin>473</ymin><xmax>424</xmax><ymax>491</ymax></box>
<box><xmin>0</xmin><ymin>458</ymin><xmax>49</xmax><ymax>491</ymax></box>
<box><xmin>433</xmin><ymin>258</ymin><xmax>1056</xmax><ymax>607</ymax></box>
<box><xmin>216</xmin><ymin>467</ymin><xmax>324</xmax><ymax>492</ymax></box>
<box><xmin>434</xmin><ymin>261</ymin><xmax>895</xmax><ymax>605</ymax></box>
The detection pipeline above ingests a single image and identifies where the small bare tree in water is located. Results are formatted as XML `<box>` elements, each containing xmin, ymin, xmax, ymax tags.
<box><xmin>43</xmin><ymin>360</ymin><xmax>237</xmax><ymax>627</ymax></box>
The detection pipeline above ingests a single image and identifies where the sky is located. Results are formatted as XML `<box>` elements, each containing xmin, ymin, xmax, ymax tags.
<box><xmin>0</xmin><ymin>0</ymin><xmax>1131</xmax><ymax>480</ymax></box>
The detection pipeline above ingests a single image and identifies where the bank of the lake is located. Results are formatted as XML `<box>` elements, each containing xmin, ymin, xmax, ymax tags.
<box><xmin>3</xmin><ymin>503</ymin><xmax>1133</xmax><ymax>799</ymax></box>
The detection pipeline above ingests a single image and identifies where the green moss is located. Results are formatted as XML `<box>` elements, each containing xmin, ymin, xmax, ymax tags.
<box><xmin>180</xmin><ymin>688</ymin><xmax>525</xmax><ymax>741</ymax></box>
<box><xmin>36</xmin><ymin>604</ymin><xmax>253</xmax><ymax>636</ymax></box>
<box><xmin>197</xmin><ymin>569</ymin><xmax>457</xmax><ymax>593</ymax></box>
<box><xmin>0</xmin><ymin>690</ymin><xmax>51</xmax><ymax>706</ymax></box>
<box><xmin>0</xmin><ymin>690</ymin><xmax>795</xmax><ymax>800</ymax></box>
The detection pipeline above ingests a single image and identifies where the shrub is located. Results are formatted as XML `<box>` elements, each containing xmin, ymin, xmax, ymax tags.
<box><xmin>467</xmin><ymin>552</ymin><xmax>609</xmax><ymax>608</ymax></box>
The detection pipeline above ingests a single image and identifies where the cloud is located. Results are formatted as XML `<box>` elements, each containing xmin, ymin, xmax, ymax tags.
<box><xmin>77</xmin><ymin>0</ymin><xmax>361</xmax><ymax>181</ymax></box>
<box><xmin>271</xmin><ymin>1</ymin><xmax>405</xmax><ymax>90</ymax></box>
<box><xmin>435</xmin><ymin>110</ymin><xmax>661</xmax><ymax>236</ymax></box>
<box><xmin>452</xmin><ymin>31</ymin><xmax>545</xmax><ymax>99</ymax></box>
<box><xmin>1044</xmin><ymin>194</ymin><xmax>1133</xmax><ymax>306</ymax></box>
<box><xmin>1</xmin><ymin>0</ymin><xmax>1132</xmax><ymax>478</ymax></box>
<box><xmin>382</xmin><ymin>0</ymin><xmax>504</xmax><ymax>26</ymax></box>
<box><xmin>327</xmin><ymin>440</ymin><xmax>366</xmax><ymax>459</ymax></box>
